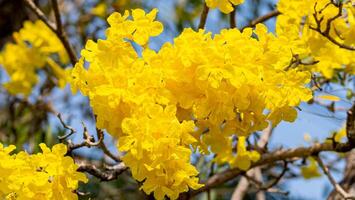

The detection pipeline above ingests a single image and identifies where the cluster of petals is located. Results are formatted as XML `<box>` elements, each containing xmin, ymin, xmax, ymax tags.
<box><xmin>0</xmin><ymin>0</ymin><xmax>354</xmax><ymax>199</ymax></box>
<box><xmin>71</xmin><ymin>8</ymin><xmax>313</xmax><ymax>199</ymax></box>
<box><xmin>205</xmin><ymin>0</ymin><xmax>244</xmax><ymax>14</ymax></box>
<box><xmin>0</xmin><ymin>20</ymin><xmax>69</xmax><ymax>96</ymax></box>
<box><xmin>276</xmin><ymin>0</ymin><xmax>355</xmax><ymax>78</ymax></box>
<box><xmin>0</xmin><ymin>143</ymin><xmax>87</xmax><ymax>200</ymax></box>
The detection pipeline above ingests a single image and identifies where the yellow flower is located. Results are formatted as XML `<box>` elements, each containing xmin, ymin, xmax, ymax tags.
<box><xmin>0</xmin><ymin>20</ymin><xmax>69</xmax><ymax>96</ymax></box>
<box><xmin>0</xmin><ymin>143</ymin><xmax>87</xmax><ymax>199</ymax></box>
<box><xmin>107</xmin><ymin>8</ymin><xmax>163</xmax><ymax>45</ymax></box>
<box><xmin>71</xmin><ymin>10</ymin><xmax>312</xmax><ymax>199</ymax></box>
<box><xmin>301</xmin><ymin>157</ymin><xmax>321</xmax><ymax>179</ymax></box>
<box><xmin>120</xmin><ymin>104</ymin><xmax>202</xmax><ymax>200</ymax></box>
<box><xmin>276</xmin><ymin>0</ymin><xmax>355</xmax><ymax>79</ymax></box>
<box><xmin>91</xmin><ymin>2</ymin><xmax>107</xmax><ymax>18</ymax></box>
<box><xmin>205</xmin><ymin>0</ymin><xmax>244</xmax><ymax>14</ymax></box>
<box><xmin>131</xmin><ymin>8</ymin><xmax>164</xmax><ymax>45</ymax></box>
<box><xmin>231</xmin><ymin>136</ymin><xmax>260</xmax><ymax>170</ymax></box>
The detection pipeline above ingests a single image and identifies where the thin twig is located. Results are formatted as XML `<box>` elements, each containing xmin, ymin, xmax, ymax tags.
<box><xmin>23</xmin><ymin>0</ymin><xmax>78</xmax><ymax>65</ymax></box>
<box><xmin>232</xmin><ymin>124</ymin><xmax>274</xmax><ymax>200</ymax></box>
<box><xmin>198</xmin><ymin>3</ymin><xmax>209</xmax><ymax>30</ymax></box>
<box><xmin>96</xmin><ymin>128</ymin><xmax>122</xmax><ymax>162</ymax></box>
<box><xmin>57</xmin><ymin>113</ymin><xmax>76</xmax><ymax>141</ymax></box>
<box><xmin>242</xmin><ymin>10</ymin><xmax>281</xmax><ymax>30</ymax></box>
<box><xmin>50</xmin><ymin>0</ymin><xmax>77</xmax><ymax>64</ymax></box>
<box><xmin>67</xmin><ymin>126</ymin><xmax>104</xmax><ymax>153</ymax></box>
<box><xmin>260</xmin><ymin>161</ymin><xmax>288</xmax><ymax>190</ymax></box>
<box><xmin>230</xmin><ymin>7</ymin><xmax>237</xmax><ymax>28</ymax></box>
<box><xmin>309</xmin><ymin>2</ymin><xmax>355</xmax><ymax>51</ymax></box>
<box><xmin>51</xmin><ymin>0</ymin><xmax>63</xmax><ymax>35</ymax></box>
<box><xmin>58</xmin><ymin>115</ymin><xmax>119</xmax><ymax>161</ymax></box>
<box><xmin>346</xmin><ymin>103</ymin><xmax>355</xmax><ymax>143</ymax></box>
<box><xmin>23</xmin><ymin>0</ymin><xmax>56</xmax><ymax>32</ymax></box>
<box><xmin>316</xmin><ymin>156</ymin><xmax>355</xmax><ymax>200</ymax></box>
<box><xmin>242</xmin><ymin>166</ymin><xmax>289</xmax><ymax>196</ymax></box>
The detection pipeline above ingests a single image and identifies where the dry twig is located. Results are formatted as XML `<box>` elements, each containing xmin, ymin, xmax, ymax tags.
<box><xmin>242</xmin><ymin>10</ymin><xmax>281</xmax><ymax>30</ymax></box>
<box><xmin>198</xmin><ymin>3</ymin><xmax>209</xmax><ymax>30</ymax></box>
<box><xmin>316</xmin><ymin>156</ymin><xmax>355</xmax><ymax>200</ymax></box>
<box><xmin>77</xmin><ymin>161</ymin><xmax>127</xmax><ymax>181</ymax></box>
<box><xmin>23</xmin><ymin>0</ymin><xmax>78</xmax><ymax>64</ymax></box>
<box><xmin>57</xmin><ymin>113</ymin><xmax>76</xmax><ymax>141</ymax></box>
<box><xmin>309</xmin><ymin>2</ymin><xmax>355</xmax><ymax>51</ymax></box>
<box><xmin>230</xmin><ymin>7</ymin><xmax>237</xmax><ymax>28</ymax></box>
<box><xmin>188</xmin><ymin>141</ymin><xmax>353</xmax><ymax>197</ymax></box>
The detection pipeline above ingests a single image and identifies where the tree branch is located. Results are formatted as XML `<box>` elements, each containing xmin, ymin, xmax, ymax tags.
<box><xmin>96</xmin><ymin>128</ymin><xmax>122</xmax><ymax>162</ymax></box>
<box><xmin>23</xmin><ymin>0</ymin><xmax>78</xmax><ymax>65</ymax></box>
<box><xmin>232</xmin><ymin>124</ymin><xmax>273</xmax><ymax>200</ymax></box>
<box><xmin>23</xmin><ymin>0</ymin><xmax>56</xmax><ymax>32</ymax></box>
<box><xmin>77</xmin><ymin>161</ymin><xmax>127</xmax><ymax>182</ymax></box>
<box><xmin>57</xmin><ymin>113</ymin><xmax>76</xmax><ymax>141</ymax></box>
<box><xmin>190</xmin><ymin>141</ymin><xmax>353</xmax><ymax>196</ymax></box>
<box><xmin>316</xmin><ymin>156</ymin><xmax>355</xmax><ymax>200</ymax></box>
<box><xmin>309</xmin><ymin>2</ymin><xmax>355</xmax><ymax>51</ymax></box>
<box><xmin>346</xmin><ymin>103</ymin><xmax>355</xmax><ymax>144</ymax></box>
<box><xmin>188</xmin><ymin>101</ymin><xmax>355</xmax><ymax>197</ymax></box>
<box><xmin>198</xmin><ymin>3</ymin><xmax>209</xmax><ymax>30</ymax></box>
<box><xmin>242</xmin><ymin>10</ymin><xmax>281</xmax><ymax>30</ymax></box>
<box><xmin>50</xmin><ymin>0</ymin><xmax>77</xmax><ymax>65</ymax></box>
<box><xmin>230</xmin><ymin>7</ymin><xmax>236</xmax><ymax>28</ymax></box>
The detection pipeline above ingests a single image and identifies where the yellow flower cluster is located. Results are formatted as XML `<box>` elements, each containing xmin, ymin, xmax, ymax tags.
<box><xmin>0</xmin><ymin>143</ymin><xmax>87</xmax><ymax>200</ymax></box>
<box><xmin>107</xmin><ymin>8</ymin><xmax>163</xmax><ymax>45</ymax></box>
<box><xmin>276</xmin><ymin>0</ymin><xmax>355</xmax><ymax>78</ymax></box>
<box><xmin>205</xmin><ymin>0</ymin><xmax>244</xmax><ymax>14</ymax></box>
<box><xmin>0</xmin><ymin>20</ymin><xmax>69</xmax><ymax>96</ymax></box>
<box><xmin>71</xmin><ymin>8</ymin><xmax>312</xmax><ymax>199</ymax></box>
<box><xmin>301</xmin><ymin>157</ymin><xmax>321</xmax><ymax>179</ymax></box>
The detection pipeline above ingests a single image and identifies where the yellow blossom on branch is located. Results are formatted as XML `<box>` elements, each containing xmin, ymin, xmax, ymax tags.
<box><xmin>205</xmin><ymin>0</ymin><xmax>244</xmax><ymax>14</ymax></box>
<box><xmin>70</xmin><ymin>8</ymin><xmax>313</xmax><ymax>199</ymax></box>
<box><xmin>0</xmin><ymin>143</ymin><xmax>87</xmax><ymax>199</ymax></box>
<box><xmin>0</xmin><ymin>20</ymin><xmax>69</xmax><ymax>96</ymax></box>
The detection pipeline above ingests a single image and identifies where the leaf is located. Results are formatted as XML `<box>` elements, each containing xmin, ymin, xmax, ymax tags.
<box><xmin>317</xmin><ymin>94</ymin><xmax>341</xmax><ymax>102</ymax></box>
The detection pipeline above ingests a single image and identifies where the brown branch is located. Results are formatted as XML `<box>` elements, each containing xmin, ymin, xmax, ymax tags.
<box><xmin>231</xmin><ymin>170</ymin><xmax>253</xmax><ymax>200</ymax></box>
<box><xmin>189</xmin><ymin>102</ymin><xmax>355</xmax><ymax>197</ymax></box>
<box><xmin>198</xmin><ymin>3</ymin><xmax>209</xmax><ymax>30</ymax></box>
<box><xmin>328</xmin><ymin>103</ymin><xmax>355</xmax><ymax>199</ymax></box>
<box><xmin>189</xmin><ymin>141</ymin><xmax>353</xmax><ymax>196</ymax></box>
<box><xmin>346</xmin><ymin>103</ymin><xmax>355</xmax><ymax>144</ymax></box>
<box><xmin>51</xmin><ymin>0</ymin><xmax>63</xmax><ymax>35</ymax></box>
<box><xmin>66</xmin><ymin>125</ymin><xmax>104</xmax><ymax>153</ymax></box>
<box><xmin>241</xmin><ymin>163</ymin><xmax>289</xmax><ymax>195</ymax></box>
<box><xmin>23</xmin><ymin>0</ymin><xmax>56</xmax><ymax>32</ymax></box>
<box><xmin>96</xmin><ymin>128</ymin><xmax>122</xmax><ymax>162</ymax></box>
<box><xmin>23</xmin><ymin>0</ymin><xmax>78</xmax><ymax>65</ymax></box>
<box><xmin>242</xmin><ymin>10</ymin><xmax>281</xmax><ymax>30</ymax></box>
<box><xmin>309</xmin><ymin>2</ymin><xmax>355</xmax><ymax>51</ymax></box>
<box><xmin>259</xmin><ymin>161</ymin><xmax>288</xmax><ymax>190</ymax></box>
<box><xmin>50</xmin><ymin>0</ymin><xmax>77</xmax><ymax>65</ymax></box>
<box><xmin>316</xmin><ymin>156</ymin><xmax>355</xmax><ymax>200</ymax></box>
<box><xmin>57</xmin><ymin>114</ymin><xmax>121</xmax><ymax>162</ymax></box>
<box><xmin>77</xmin><ymin>161</ymin><xmax>127</xmax><ymax>182</ymax></box>
<box><xmin>230</xmin><ymin>7</ymin><xmax>236</xmax><ymax>28</ymax></box>
<box><xmin>57</xmin><ymin>113</ymin><xmax>76</xmax><ymax>141</ymax></box>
